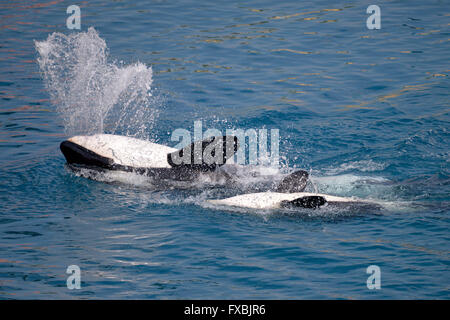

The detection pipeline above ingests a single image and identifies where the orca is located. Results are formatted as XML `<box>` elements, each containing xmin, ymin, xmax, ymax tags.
<box><xmin>60</xmin><ymin>134</ymin><xmax>239</xmax><ymax>181</ymax></box>
<box><xmin>206</xmin><ymin>170</ymin><xmax>383</xmax><ymax>211</ymax></box>
<box><xmin>207</xmin><ymin>191</ymin><xmax>382</xmax><ymax>211</ymax></box>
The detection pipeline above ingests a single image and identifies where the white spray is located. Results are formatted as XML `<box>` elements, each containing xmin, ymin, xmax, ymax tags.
<box><xmin>35</xmin><ymin>27</ymin><xmax>157</xmax><ymax>139</ymax></box>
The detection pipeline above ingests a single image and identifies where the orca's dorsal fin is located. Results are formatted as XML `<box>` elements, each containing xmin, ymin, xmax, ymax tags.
<box><xmin>280</xmin><ymin>196</ymin><xmax>327</xmax><ymax>209</ymax></box>
<box><xmin>276</xmin><ymin>170</ymin><xmax>309</xmax><ymax>193</ymax></box>
<box><xmin>167</xmin><ymin>135</ymin><xmax>239</xmax><ymax>171</ymax></box>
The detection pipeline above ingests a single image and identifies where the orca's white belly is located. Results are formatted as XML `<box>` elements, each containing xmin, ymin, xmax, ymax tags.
<box><xmin>207</xmin><ymin>192</ymin><xmax>359</xmax><ymax>209</ymax></box>
<box><xmin>68</xmin><ymin>134</ymin><xmax>176</xmax><ymax>168</ymax></box>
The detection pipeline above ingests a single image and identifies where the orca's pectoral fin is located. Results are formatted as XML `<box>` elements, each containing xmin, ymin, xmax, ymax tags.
<box><xmin>280</xmin><ymin>195</ymin><xmax>327</xmax><ymax>209</ymax></box>
<box><xmin>167</xmin><ymin>135</ymin><xmax>239</xmax><ymax>171</ymax></box>
<box><xmin>276</xmin><ymin>170</ymin><xmax>309</xmax><ymax>193</ymax></box>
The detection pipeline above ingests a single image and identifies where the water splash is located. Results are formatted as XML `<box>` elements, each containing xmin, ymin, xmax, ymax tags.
<box><xmin>35</xmin><ymin>27</ymin><xmax>157</xmax><ymax>139</ymax></box>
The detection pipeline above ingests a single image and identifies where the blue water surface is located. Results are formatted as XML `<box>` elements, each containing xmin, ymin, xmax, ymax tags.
<box><xmin>0</xmin><ymin>0</ymin><xmax>449</xmax><ymax>299</ymax></box>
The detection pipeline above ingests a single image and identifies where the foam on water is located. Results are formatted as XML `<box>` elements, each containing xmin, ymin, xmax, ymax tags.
<box><xmin>35</xmin><ymin>27</ymin><xmax>157</xmax><ymax>139</ymax></box>
<box><xmin>310</xmin><ymin>174</ymin><xmax>389</xmax><ymax>196</ymax></box>
<box><xmin>321</xmin><ymin>160</ymin><xmax>387</xmax><ymax>175</ymax></box>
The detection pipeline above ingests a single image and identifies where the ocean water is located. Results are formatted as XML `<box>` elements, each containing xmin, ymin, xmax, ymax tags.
<box><xmin>0</xmin><ymin>0</ymin><xmax>449</xmax><ymax>299</ymax></box>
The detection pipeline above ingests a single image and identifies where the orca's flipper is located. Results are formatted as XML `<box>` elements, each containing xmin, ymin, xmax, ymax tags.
<box><xmin>276</xmin><ymin>170</ymin><xmax>309</xmax><ymax>193</ymax></box>
<box><xmin>280</xmin><ymin>196</ymin><xmax>327</xmax><ymax>209</ymax></box>
<box><xmin>167</xmin><ymin>135</ymin><xmax>239</xmax><ymax>171</ymax></box>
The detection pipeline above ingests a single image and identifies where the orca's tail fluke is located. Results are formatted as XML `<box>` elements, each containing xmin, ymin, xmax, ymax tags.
<box><xmin>276</xmin><ymin>170</ymin><xmax>309</xmax><ymax>193</ymax></box>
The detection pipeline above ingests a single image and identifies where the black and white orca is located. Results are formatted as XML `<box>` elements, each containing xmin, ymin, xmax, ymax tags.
<box><xmin>60</xmin><ymin>133</ymin><xmax>238</xmax><ymax>181</ymax></box>
<box><xmin>207</xmin><ymin>166</ymin><xmax>382</xmax><ymax>210</ymax></box>
<box><xmin>207</xmin><ymin>191</ymin><xmax>382</xmax><ymax>210</ymax></box>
